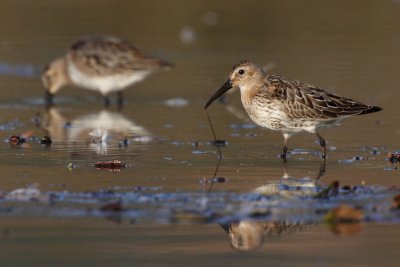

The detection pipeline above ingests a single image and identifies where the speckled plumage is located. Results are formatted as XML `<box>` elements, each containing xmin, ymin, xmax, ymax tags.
<box><xmin>205</xmin><ymin>60</ymin><xmax>382</xmax><ymax>158</ymax></box>
<box><xmin>42</xmin><ymin>36</ymin><xmax>173</xmax><ymax>105</ymax></box>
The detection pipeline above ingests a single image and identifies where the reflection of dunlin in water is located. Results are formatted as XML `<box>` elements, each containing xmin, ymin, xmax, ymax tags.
<box><xmin>216</xmin><ymin>161</ymin><xmax>365</xmax><ymax>251</ymax></box>
<box><xmin>215</xmin><ymin>162</ymin><xmax>324</xmax><ymax>251</ymax></box>
<box><xmin>41</xmin><ymin>107</ymin><xmax>150</xmax><ymax>155</ymax></box>
<box><xmin>224</xmin><ymin>220</ymin><xmax>305</xmax><ymax>251</ymax></box>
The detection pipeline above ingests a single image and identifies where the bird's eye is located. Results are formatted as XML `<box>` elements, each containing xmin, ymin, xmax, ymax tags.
<box><xmin>238</xmin><ymin>69</ymin><xmax>245</xmax><ymax>75</ymax></box>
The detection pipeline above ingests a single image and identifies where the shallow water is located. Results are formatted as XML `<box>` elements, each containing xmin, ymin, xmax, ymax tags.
<box><xmin>1</xmin><ymin>0</ymin><xmax>400</xmax><ymax>266</ymax></box>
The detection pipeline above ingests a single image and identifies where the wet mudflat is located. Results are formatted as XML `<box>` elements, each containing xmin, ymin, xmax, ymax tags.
<box><xmin>1</xmin><ymin>219</ymin><xmax>400</xmax><ymax>267</ymax></box>
<box><xmin>1</xmin><ymin>0</ymin><xmax>400</xmax><ymax>266</ymax></box>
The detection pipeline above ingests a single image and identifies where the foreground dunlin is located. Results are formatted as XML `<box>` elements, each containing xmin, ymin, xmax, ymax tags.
<box><xmin>42</xmin><ymin>36</ymin><xmax>173</xmax><ymax>106</ymax></box>
<box><xmin>205</xmin><ymin>60</ymin><xmax>382</xmax><ymax>158</ymax></box>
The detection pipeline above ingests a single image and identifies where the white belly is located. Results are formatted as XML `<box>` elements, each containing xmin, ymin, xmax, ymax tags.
<box><xmin>242</xmin><ymin>97</ymin><xmax>334</xmax><ymax>134</ymax></box>
<box><xmin>67</xmin><ymin>62</ymin><xmax>150</xmax><ymax>95</ymax></box>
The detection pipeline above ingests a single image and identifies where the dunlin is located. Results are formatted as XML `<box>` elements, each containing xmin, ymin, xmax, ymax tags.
<box><xmin>42</xmin><ymin>36</ymin><xmax>173</xmax><ymax>106</ymax></box>
<box><xmin>205</xmin><ymin>60</ymin><xmax>382</xmax><ymax>158</ymax></box>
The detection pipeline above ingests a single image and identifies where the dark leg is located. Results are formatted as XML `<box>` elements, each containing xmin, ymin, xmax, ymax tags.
<box><xmin>103</xmin><ymin>96</ymin><xmax>110</xmax><ymax>108</ymax></box>
<box><xmin>316</xmin><ymin>156</ymin><xmax>326</xmax><ymax>181</ymax></box>
<box><xmin>281</xmin><ymin>136</ymin><xmax>289</xmax><ymax>160</ymax></box>
<box><xmin>316</xmin><ymin>132</ymin><xmax>326</xmax><ymax>159</ymax></box>
<box><xmin>282</xmin><ymin>156</ymin><xmax>288</xmax><ymax>175</ymax></box>
<box><xmin>313</xmin><ymin>132</ymin><xmax>326</xmax><ymax>181</ymax></box>
<box><xmin>117</xmin><ymin>91</ymin><xmax>124</xmax><ymax>107</ymax></box>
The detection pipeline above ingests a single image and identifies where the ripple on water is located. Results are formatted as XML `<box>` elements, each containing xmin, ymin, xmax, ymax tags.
<box><xmin>0</xmin><ymin>182</ymin><xmax>399</xmax><ymax>224</ymax></box>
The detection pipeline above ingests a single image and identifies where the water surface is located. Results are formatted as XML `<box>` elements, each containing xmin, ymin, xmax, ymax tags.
<box><xmin>0</xmin><ymin>0</ymin><xmax>400</xmax><ymax>266</ymax></box>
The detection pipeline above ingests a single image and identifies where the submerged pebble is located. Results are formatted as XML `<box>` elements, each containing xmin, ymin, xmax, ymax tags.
<box><xmin>7</xmin><ymin>135</ymin><xmax>26</xmax><ymax>146</ymax></box>
<box><xmin>213</xmin><ymin>177</ymin><xmax>227</xmax><ymax>183</ymax></box>
<box><xmin>200</xmin><ymin>176</ymin><xmax>228</xmax><ymax>185</ymax></box>
<box><xmin>192</xmin><ymin>150</ymin><xmax>207</xmax><ymax>154</ymax></box>
<box><xmin>229</xmin><ymin>123</ymin><xmax>256</xmax><ymax>129</ymax></box>
<box><xmin>164</xmin><ymin>98</ymin><xmax>189</xmax><ymax>107</ymax></box>
<box><xmin>40</xmin><ymin>136</ymin><xmax>52</xmax><ymax>146</ymax></box>
<box><xmin>211</xmin><ymin>140</ymin><xmax>228</xmax><ymax>147</ymax></box>
<box><xmin>388</xmin><ymin>153</ymin><xmax>400</xmax><ymax>164</ymax></box>
<box><xmin>94</xmin><ymin>160</ymin><xmax>127</xmax><ymax>172</ymax></box>
<box><xmin>132</xmin><ymin>136</ymin><xmax>152</xmax><ymax>143</ymax></box>
<box><xmin>179</xmin><ymin>26</ymin><xmax>196</xmax><ymax>44</ymax></box>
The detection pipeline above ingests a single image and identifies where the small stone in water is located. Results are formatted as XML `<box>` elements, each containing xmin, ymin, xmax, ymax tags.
<box><xmin>191</xmin><ymin>140</ymin><xmax>199</xmax><ymax>148</ymax></box>
<box><xmin>392</xmin><ymin>194</ymin><xmax>400</xmax><ymax>209</ymax></box>
<box><xmin>179</xmin><ymin>26</ymin><xmax>196</xmax><ymax>44</ymax></box>
<box><xmin>164</xmin><ymin>98</ymin><xmax>189</xmax><ymax>107</ymax></box>
<box><xmin>40</xmin><ymin>136</ymin><xmax>52</xmax><ymax>145</ymax></box>
<box><xmin>200</xmin><ymin>176</ymin><xmax>227</xmax><ymax>184</ymax></box>
<box><xmin>388</xmin><ymin>153</ymin><xmax>400</xmax><ymax>164</ymax></box>
<box><xmin>8</xmin><ymin>135</ymin><xmax>25</xmax><ymax>146</ymax></box>
<box><xmin>211</xmin><ymin>140</ymin><xmax>228</xmax><ymax>147</ymax></box>
<box><xmin>213</xmin><ymin>177</ymin><xmax>227</xmax><ymax>183</ymax></box>
<box><xmin>94</xmin><ymin>160</ymin><xmax>127</xmax><ymax>172</ymax></box>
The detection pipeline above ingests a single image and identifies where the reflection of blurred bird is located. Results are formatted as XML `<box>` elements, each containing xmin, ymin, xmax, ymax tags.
<box><xmin>41</xmin><ymin>107</ymin><xmax>150</xmax><ymax>154</ymax></box>
<box><xmin>42</xmin><ymin>36</ymin><xmax>173</xmax><ymax>106</ymax></box>
<box><xmin>205</xmin><ymin>61</ymin><xmax>382</xmax><ymax>159</ymax></box>
<box><xmin>224</xmin><ymin>220</ymin><xmax>304</xmax><ymax>251</ymax></box>
<box><xmin>215</xmin><ymin>162</ymin><xmax>321</xmax><ymax>251</ymax></box>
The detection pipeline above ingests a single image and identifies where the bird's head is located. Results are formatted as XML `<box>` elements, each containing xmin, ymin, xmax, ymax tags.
<box><xmin>204</xmin><ymin>60</ymin><xmax>264</xmax><ymax>108</ymax></box>
<box><xmin>41</xmin><ymin>58</ymin><xmax>69</xmax><ymax>101</ymax></box>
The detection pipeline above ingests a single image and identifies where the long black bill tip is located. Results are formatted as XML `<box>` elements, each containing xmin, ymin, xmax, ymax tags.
<box><xmin>219</xmin><ymin>223</ymin><xmax>231</xmax><ymax>234</ymax></box>
<box><xmin>204</xmin><ymin>79</ymin><xmax>233</xmax><ymax>109</ymax></box>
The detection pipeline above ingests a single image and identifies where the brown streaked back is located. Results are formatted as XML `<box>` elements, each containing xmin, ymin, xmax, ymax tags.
<box><xmin>263</xmin><ymin>74</ymin><xmax>382</xmax><ymax>119</ymax></box>
<box><xmin>68</xmin><ymin>36</ymin><xmax>172</xmax><ymax>76</ymax></box>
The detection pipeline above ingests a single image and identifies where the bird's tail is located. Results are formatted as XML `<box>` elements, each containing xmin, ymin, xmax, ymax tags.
<box><xmin>145</xmin><ymin>58</ymin><xmax>174</xmax><ymax>71</ymax></box>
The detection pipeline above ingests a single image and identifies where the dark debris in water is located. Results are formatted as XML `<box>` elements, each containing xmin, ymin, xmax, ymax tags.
<box><xmin>40</xmin><ymin>135</ymin><xmax>52</xmax><ymax>146</ymax></box>
<box><xmin>388</xmin><ymin>153</ymin><xmax>400</xmax><ymax>164</ymax></box>
<box><xmin>392</xmin><ymin>194</ymin><xmax>400</xmax><ymax>209</ymax></box>
<box><xmin>200</xmin><ymin>176</ymin><xmax>228</xmax><ymax>185</ymax></box>
<box><xmin>211</xmin><ymin>139</ymin><xmax>228</xmax><ymax>147</ymax></box>
<box><xmin>8</xmin><ymin>135</ymin><xmax>26</xmax><ymax>146</ymax></box>
<box><xmin>94</xmin><ymin>160</ymin><xmax>128</xmax><ymax>172</ymax></box>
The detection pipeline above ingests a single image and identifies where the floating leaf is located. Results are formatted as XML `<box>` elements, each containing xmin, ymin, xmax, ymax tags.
<box><xmin>94</xmin><ymin>160</ymin><xmax>127</xmax><ymax>172</ymax></box>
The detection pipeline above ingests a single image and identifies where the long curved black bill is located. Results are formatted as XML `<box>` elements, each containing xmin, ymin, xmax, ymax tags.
<box><xmin>204</xmin><ymin>79</ymin><xmax>233</xmax><ymax>108</ymax></box>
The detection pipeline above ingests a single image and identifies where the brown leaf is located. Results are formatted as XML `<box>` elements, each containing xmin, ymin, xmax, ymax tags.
<box><xmin>392</xmin><ymin>194</ymin><xmax>400</xmax><ymax>209</ymax></box>
<box><xmin>94</xmin><ymin>160</ymin><xmax>127</xmax><ymax>172</ymax></box>
<box><xmin>8</xmin><ymin>135</ymin><xmax>26</xmax><ymax>146</ymax></box>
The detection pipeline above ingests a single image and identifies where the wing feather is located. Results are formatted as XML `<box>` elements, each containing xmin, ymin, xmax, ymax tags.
<box><xmin>264</xmin><ymin>75</ymin><xmax>380</xmax><ymax>119</ymax></box>
<box><xmin>68</xmin><ymin>36</ymin><xmax>170</xmax><ymax>76</ymax></box>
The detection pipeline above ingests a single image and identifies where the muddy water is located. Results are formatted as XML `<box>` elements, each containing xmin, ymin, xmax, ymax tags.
<box><xmin>0</xmin><ymin>0</ymin><xmax>400</xmax><ymax>266</ymax></box>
